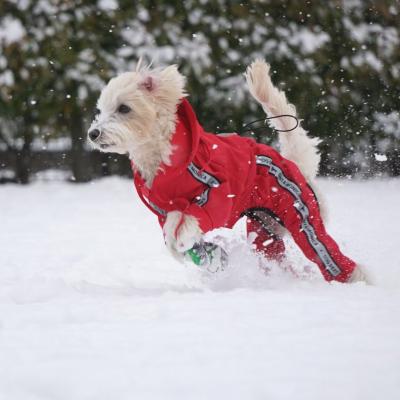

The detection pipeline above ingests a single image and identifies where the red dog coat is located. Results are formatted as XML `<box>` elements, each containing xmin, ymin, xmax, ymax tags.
<box><xmin>132</xmin><ymin>99</ymin><xmax>356</xmax><ymax>282</ymax></box>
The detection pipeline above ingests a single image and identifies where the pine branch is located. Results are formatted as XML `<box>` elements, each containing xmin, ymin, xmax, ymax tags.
<box><xmin>0</xmin><ymin>128</ymin><xmax>15</xmax><ymax>151</ymax></box>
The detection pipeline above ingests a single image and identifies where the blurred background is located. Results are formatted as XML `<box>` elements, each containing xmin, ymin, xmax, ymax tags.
<box><xmin>0</xmin><ymin>0</ymin><xmax>399</xmax><ymax>184</ymax></box>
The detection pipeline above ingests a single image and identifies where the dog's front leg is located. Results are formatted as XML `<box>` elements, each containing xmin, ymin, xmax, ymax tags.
<box><xmin>163</xmin><ymin>211</ymin><xmax>203</xmax><ymax>259</ymax></box>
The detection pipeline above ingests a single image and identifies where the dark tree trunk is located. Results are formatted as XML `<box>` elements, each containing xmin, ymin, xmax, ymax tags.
<box><xmin>69</xmin><ymin>104</ymin><xmax>91</xmax><ymax>182</ymax></box>
<box><xmin>14</xmin><ymin>133</ymin><xmax>32</xmax><ymax>184</ymax></box>
<box><xmin>2</xmin><ymin>122</ymin><xmax>33</xmax><ymax>184</ymax></box>
<box><xmin>100</xmin><ymin>153</ymin><xmax>111</xmax><ymax>176</ymax></box>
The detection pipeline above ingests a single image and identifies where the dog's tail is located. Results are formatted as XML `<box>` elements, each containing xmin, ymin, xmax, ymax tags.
<box><xmin>245</xmin><ymin>59</ymin><xmax>321</xmax><ymax>182</ymax></box>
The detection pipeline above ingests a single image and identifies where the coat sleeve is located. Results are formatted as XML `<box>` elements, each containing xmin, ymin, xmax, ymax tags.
<box><xmin>183</xmin><ymin>180</ymin><xmax>234</xmax><ymax>233</ymax></box>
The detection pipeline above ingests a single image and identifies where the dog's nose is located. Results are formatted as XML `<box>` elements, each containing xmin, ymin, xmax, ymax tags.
<box><xmin>89</xmin><ymin>129</ymin><xmax>101</xmax><ymax>141</ymax></box>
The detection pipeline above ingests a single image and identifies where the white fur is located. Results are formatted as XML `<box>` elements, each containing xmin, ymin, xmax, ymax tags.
<box><xmin>89</xmin><ymin>60</ymin><xmax>368</xmax><ymax>281</ymax></box>
<box><xmin>347</xmin><ymin>264</ymin><xmax>372</xmax><ymax>285</ymax></box>
<box><xmin>245</xmin><ymin>59</ymin><xmax>321</xmax><ymax>183</ymax></box>
<box><xmin>88</xmin><ymin>63</ymin><xmax>202</xmax><ymax>254</ymax></box>
<box><xmin>245</xmin><ymin>59</ymin><xmax>328</xmax><ymax>220</ymax></box>
<box><xmin>88</xmin><ymin>60</ymin><xmax>327</xmax><ymax>257</ymax></box>
<box><xmin>88</xmin><ymin>64</ymin><xmax>186</xmax><ymax>185</ymax></box>
<box><xmin>88</xmin><ymin>60</ymin><xmax>369</xmax><ymax>282</ymax></box>
<box><xmin>244</xmin><ymin>61</ymin><xmax>371</xmax><ymax>283</ymax></box>
<box><xmin>163</xmin><ymin>211</ymin><xmax>202</xmax><ymax>258</ymax></box>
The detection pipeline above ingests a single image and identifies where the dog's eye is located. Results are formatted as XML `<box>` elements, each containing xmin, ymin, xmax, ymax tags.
<box><xmin>117</xmin><ymin>104</ymin><xmax>131</xmax><ymax>114</ymax></box>
<box><xmin>94</xmin><ymin>108</ymin><xmax>100</xmax><ymax>118</ymax></box>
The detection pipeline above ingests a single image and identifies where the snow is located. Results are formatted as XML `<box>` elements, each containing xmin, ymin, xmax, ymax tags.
<box><xmin>0</xmin><ymin>16</ymin><xmax>26</xmax><ymax>45</ymax></box>
<box><xmin>374</xmin><ymin>111</ymin><xmax>400</xmax><ymax>139</ymax></box>
<box><xmin>0</xmin><ymin>177</ymin><xmax>400</xmax><ymax>399</ymax></box>
<box><xmin>97</xmin><ymin>0</ymin><xmax>118</xmax><ymax>11</ymax></box>
<box><xmin>374</xmin><ymin>153</ymin><xmax>387</xmax><ymax>162</ymax></box>
<box><xmin>352</xmin><ymin>51</ymin><xmax>383</xmax><ymax>72</ymax></box>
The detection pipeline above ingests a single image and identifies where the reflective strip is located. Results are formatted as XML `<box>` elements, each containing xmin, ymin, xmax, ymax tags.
<box><xmin>188</xmin><ymin>163</ymin><xmax>220</xmax><ymax>188</ymax></box>
<box><xmin>195</xmin><ymin>188</ymin><xmax>210</xmax><ymax>207</ymax></box>
<box><xmin>256</xmin><ymin>155</ymin><xmax>341</xmax><ymax>277</ymax></box>
<box><xmin>148</xmin><ymin>199</ymin><xmax>167</xmax><ymax>216</ymax></box>
<box><xmin>256</xmin><ymin>156</ymin><xmax>301</xmax><ymax>196</ymax></box>
<box><xmin>187</xmin><ymin>162</ymin><xmax>220</xmax><ymax>208</ymax></box>
<box><xmin>145</xmin><ymin>163</ymin><xmax>219</xmax><ymax>215</ymax></box>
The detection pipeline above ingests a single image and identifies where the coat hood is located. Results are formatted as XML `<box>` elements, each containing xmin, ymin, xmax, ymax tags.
<box><xmin>168</xmin><ymin>98</ymin><xmax>203</xmax><ymax>168</ymax></box>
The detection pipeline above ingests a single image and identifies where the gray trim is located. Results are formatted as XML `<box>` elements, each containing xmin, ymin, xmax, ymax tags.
<box><xmin>187</xmin><ymin>162</ymin><xmax>221</xmax><ymax>208</ymax></box>
<box><xmin>148</xmin><ymin>200</ymin><xmax>167</xmax><ymax>216</ymax></box>
<box><xmin>146</xmin><ymin>163</ymin><xmax>219</xmax><ymax>215</ymax></box>
<box><xmin>256</xmin><ymin>156</ymin><xmax>301</xmax><ymax>196</ymax></box>
<box><xmin>256</xmin><ymin>155</ymin><xmax>341</xmax><ymax>277</ymax></box>
<box><xmin>195</xmin><ymin>188</ymin><xmax>210</xmax><ymax>207</ymax></box>
<box><xmin>188</xmin><ymin>163</ymin><xmax>220</xmax><ymax>188</ymax></box>
<box><xmin>216</xmin><ymin>133</ymin><xmax>237</xmax><ymax>137</ymax></box>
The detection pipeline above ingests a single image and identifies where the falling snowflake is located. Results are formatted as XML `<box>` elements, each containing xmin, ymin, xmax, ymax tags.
<box><xmin>374</xmin><ymin>153</ymin><xmax>387</xmax><ymax>162</ymax></box>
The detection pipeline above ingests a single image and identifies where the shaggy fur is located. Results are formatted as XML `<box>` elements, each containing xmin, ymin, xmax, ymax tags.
<box><xmin>89</xmin><ymin>64</ymin><xmax>186</xmax><ymax>184</ymax></box>
<box><xmin>245</xmin><ymin>60</ymin><xmax>321</xmax><ymax>182</ymax></box>
<box><xmin>245</xmin><ymin>60</ymin><xmax>328</xmax><ymax>221</ymax></box>
<box><xmin>88</xmin><ymin>63</ymin><xmax>200</xmax><ymax>255</ymax></box>
<box><xmin>88</xmin><ymin>60</ymin><xmax>369</xmax><ymax>283</ymax></box>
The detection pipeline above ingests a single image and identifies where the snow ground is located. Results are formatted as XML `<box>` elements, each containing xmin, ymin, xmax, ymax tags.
<box><xmin>0</xmin><ymin>177</ymin><xmax>399</xmax><ymax>400</ymax></box>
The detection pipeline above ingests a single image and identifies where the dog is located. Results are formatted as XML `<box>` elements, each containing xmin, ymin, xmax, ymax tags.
<box><xmin>88</xmin><ymin>60</ymin><xmax>369</xmax><ymax>283</ymax></box>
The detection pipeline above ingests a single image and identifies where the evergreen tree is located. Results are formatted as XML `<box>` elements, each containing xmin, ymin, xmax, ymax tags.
<box><xmin>1</xmin><ymin>0</ymin><xmax>399</xmax><ymax>182</ymax></box>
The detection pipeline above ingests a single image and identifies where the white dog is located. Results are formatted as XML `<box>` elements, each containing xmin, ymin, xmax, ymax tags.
<box><xmin>88</xmin><ymin>60</ymin><xmax>368</xmax><ymax>284</ymax></box>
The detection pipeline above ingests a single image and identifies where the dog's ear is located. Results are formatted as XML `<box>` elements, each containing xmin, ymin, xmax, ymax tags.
<box><xmin>139</xmin><ymin>75</ymin><xmax>156</xmax><ymax>92</ymax></box>
<box><xmin>137</xmin><ymin>58</ymin><xmax>158</xmax><ymax>93</ymax></box>
<box><xmin>138</xmin><ymin>66</ymin><xmax>180</xmax><ymax>93</ymax></box>
<box><xmin>138</xmin><ymin>65</ymin><xmax>186</xmax><ymax>105</ymax></box>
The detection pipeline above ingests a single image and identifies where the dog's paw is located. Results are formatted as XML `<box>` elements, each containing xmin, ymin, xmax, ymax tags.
<box><xmin>163</xmin><ymin>211</ymin><xmax>203</xmax><ymax>258</ymax></box>
<box><xmin>176</xmin><ymin>215</ymin><xmax>202</xmax><ymax>252</ymax></box>
<box><xmin>347</xmin><ymin>264</ymin><xmax>372</xmax><ymax>285</ymax></box>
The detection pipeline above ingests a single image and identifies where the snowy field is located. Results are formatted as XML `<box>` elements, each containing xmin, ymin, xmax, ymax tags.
<box><xmin>1</xmin><ymin>177</ymin><xmax>400</xmax><ymax>400</ymax></box>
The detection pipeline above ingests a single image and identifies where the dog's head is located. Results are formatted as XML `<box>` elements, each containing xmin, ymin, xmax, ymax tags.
<box><xmin>88</xmin><ymin>64</ymin><xmax>186</xmax><ymax>155</ymax></box>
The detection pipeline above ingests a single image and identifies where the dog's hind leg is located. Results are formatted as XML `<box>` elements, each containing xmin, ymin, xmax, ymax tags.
<box><xmin>244</xmin><ymin>210</ymin><xmax>286</xmax><ymax>262</ymax></box>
